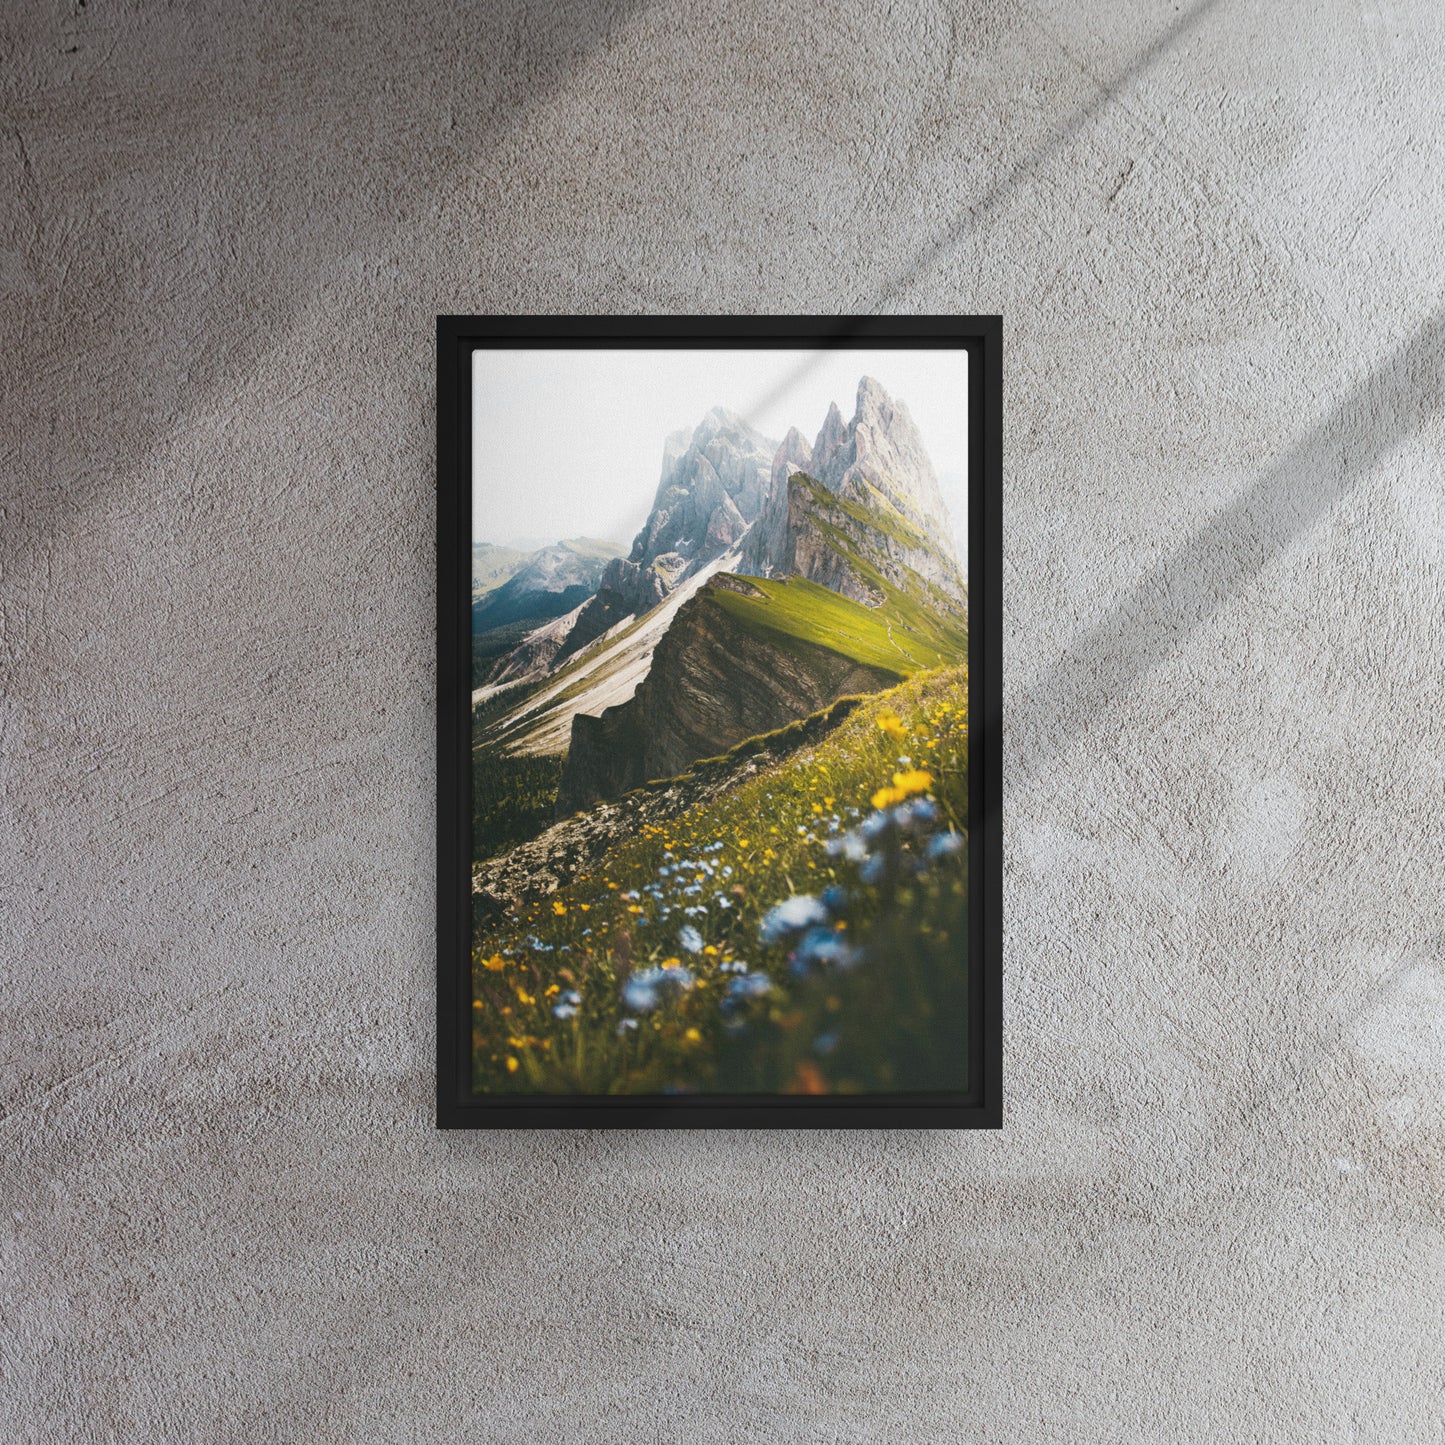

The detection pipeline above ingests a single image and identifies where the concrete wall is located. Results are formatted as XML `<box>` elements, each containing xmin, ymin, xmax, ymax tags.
<box><xmin>5</xmin><ymin>0</ymin><xmax>1443</xmax><ymax>1438</ymax></box>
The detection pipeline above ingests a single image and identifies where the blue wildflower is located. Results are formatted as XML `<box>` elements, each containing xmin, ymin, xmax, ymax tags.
<box><xmin>825</xmin><ymin>830</ymin><xmax>870</xmax><ymax>864</ymax></box>
<box><xmin>789</xmin><ymin>926</ymin><xmax>856</xmax><ymax>973</ymax></box>
<box><xmin>621</xmin><ymin>963</ymin><xmax>695</xmax><ymax>1014</ymax></box>
<box><xmin>720</xmin><ymin>971</ymin><xmax>772</xmax><ymax>1016</ymax></box>
<box><xmin>859</xmin><ymin>810</ymin><xmax>892</xmax><ymax>841</ymax></box>
<box><xmin>679</xmin><ymin>924</ymin><xmax>705</xmax><ymax>954</ymax></box>
<box><xmin>926</xmin><ymin>829</ymin><xmax>964</xmax><ymax>859</ymax></box>
<box><xmin>758</xmin><ymin>894</ymin><xmax>829</xmax><ymax>944</ymax></box>
<box><xmin>820</xmin><ymin>884</ymin><xmax>849</xmax><ymax>913</ymax></box>
<box><xmin>893</xmin><ymin>797</ymin><xmax>939</xmax><ymax>830</ymax></box>
<box><xmin>726</xmin><ymin>972</ymin><xmax>771</xmax><ymax>1001</ymax></box>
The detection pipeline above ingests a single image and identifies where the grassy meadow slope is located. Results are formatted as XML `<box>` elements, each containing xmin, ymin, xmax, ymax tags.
<box><xmin>472</xmin><ymin>666</ymin><xmax>968</xmax><ymax>1096</ymax></box>
<box><xmin>709</xmin><ymin>571</ymin><xmax>966</xmax><ymax>674</ymax></box>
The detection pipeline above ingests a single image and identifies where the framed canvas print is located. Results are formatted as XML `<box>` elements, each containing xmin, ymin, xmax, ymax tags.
<box><xmin>437</xmin><ymin>316</ymin><xmax>1000</xmax><ymax>1127</ymax></box>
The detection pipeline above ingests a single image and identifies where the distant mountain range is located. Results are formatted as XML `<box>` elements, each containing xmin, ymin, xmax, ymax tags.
<box><xmin>470</xmin><ymin>537</ymin><xmax>624</xmax><ymax>681</ymax></box>
<box><xmin>472</xmin><ymin>377</ymin><xmax>967</xmax><ymax>819</ymax></box>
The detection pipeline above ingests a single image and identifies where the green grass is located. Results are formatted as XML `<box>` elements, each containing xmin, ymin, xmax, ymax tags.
<box><xmin>708</xmin><ymin>571</ymin><xmax>966</xmax><ymax>675</ymax></box>
<box><xmin>471</xmin><ymin>667</ymin><xmax>968</xmax><ymax>1095</ymax></box>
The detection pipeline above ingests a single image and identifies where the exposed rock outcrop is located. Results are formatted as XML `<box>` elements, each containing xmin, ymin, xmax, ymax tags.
<box><xmin>740</xmin><ymin>377</ymin><xmax>965</xmax><ymax>600</ymax></box>
<box><xmin>554</xmin><ymin>577</ymin><xmax>901</xmax><ymax>816</ymax></box>
<box><xmin>551</xmin><ymin>408</ymin><xmax>777</xmax><ymax>666</ymax></box>
<box><xmin>473</xmin><ymin>692</ymin><xmax>867</xmax><ymax>927</ymax></box>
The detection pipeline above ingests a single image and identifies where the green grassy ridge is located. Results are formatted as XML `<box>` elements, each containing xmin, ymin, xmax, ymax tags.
<box><xmin>704</xmin><ymin>576</ymin><xmax>913</xmax><ymax>676</ymax></box>
<box><xmin>471</xmin><ymin>543</ymin><xmax>529</xmax><ymax>597</ymax></box>
<box><xmin>790</xmin><ymin>470</ymin><xmax>965</xmax><ymax>603</ymax></box>
<box><xmin>802</xmin><ymin>482</ymin><xmax>967</xmax><ymax>640</ymax></box>
<box><xmin>814</xmin><ymin>520</ymin><xmax>966</xmax><ymax>653</ymax></box>
<box><xmin>707</xmin><ymin>565</ymin><xmax>965</xmax><ymax>676</ymax></box>
<box><xmin>471</xmin><ymin>666</ymin><xmax>968</xmax><ymax>1095</ymax></box>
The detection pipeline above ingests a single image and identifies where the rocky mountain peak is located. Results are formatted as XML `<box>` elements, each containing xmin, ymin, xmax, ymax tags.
<box><xmin>771</xmin><ymin>426</ymin><xmax>812</xmax><ymax>491</ymax></box>
<box><xmin>739</xmin><ymin>376</ymin><xmax>962</xmax><ymax>593</ymax></box>
<box><xmin>632</xmin><ymin>409</ymin><xmax>776</xmax><ymax>565</ymax></box>
<box><xmin>812</xmin><ymin>376</ymin><xmax>952</xmax><ymax>548</ymax></box>
<box><xmin>548</xmin><ymin>408</ymin><xmax>778</xmax><ymax>669</ymax></box>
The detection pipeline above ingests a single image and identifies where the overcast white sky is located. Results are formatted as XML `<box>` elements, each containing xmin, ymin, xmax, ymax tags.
<box><xmin>472</xmin><ymin>348</ymin><xmax>968</xmax><ymax>553</ymax></box>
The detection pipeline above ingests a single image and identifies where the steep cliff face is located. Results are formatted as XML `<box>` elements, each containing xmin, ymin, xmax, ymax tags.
<box><xmin>780</xmin><ymin>471</ymin><xmax>965</xmax><ymax>608</ymax></box>
<box><xmin>740</xmin><ymin>376</ymin><xmax>964</xmax><ymax>600</ymax></box>
<box><xmin>813</xmin><ymin>376</ymin><xmax>954</xmax><ymax>540</ymax></box>
<box><xmin>555</xmin><ymin>579</ymin><xmax>903</xmax><ymax>816</ymax></box>
<box><xmin>551</xmin><ymin>408</ymin><xmax>777</xmax><ymax>666</ymax></box>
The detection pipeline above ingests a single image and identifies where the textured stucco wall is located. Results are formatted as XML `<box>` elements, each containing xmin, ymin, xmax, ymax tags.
<box><xmin>4</xmin><ymin>0</ymin><xmax>1444</xmax><ymax>1439</ymax></box>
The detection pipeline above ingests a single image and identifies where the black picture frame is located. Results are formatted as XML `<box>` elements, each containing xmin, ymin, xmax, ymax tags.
<box><xmin>437</xmin><ymin>315</ymin><xmax>1001</xmax><ymax>1128</ymax></box>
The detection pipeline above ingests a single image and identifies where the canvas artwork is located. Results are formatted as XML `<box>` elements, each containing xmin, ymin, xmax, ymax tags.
<box><xmin>437</xmin><ymin>318</ymin><xmax>999</xmax><ymax>1127</ymax></box>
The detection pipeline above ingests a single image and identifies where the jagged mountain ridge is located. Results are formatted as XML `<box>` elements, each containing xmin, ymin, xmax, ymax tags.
<box><xmin>549</xmin><ymin>408</ymin><xmax>778</xmax><ymax>667</ymax></box>
<box><xmin>476</xmin><ymin>377</ymin><xmax>966</xmax><ymax>826</ymax></box>
<box><xmin>549</xmin><ymin>379</ymin><xmax>967</xmax><ymax>815</ymax></box>
<box><xmin>555</xmin><ymin>575</ymin><xmax>906</xmax><ymax>815</ymax></box>
<box><xmin>740</xmin><ymin>375</ymin><xmax>965</xmax><ymax>601</ymax></box>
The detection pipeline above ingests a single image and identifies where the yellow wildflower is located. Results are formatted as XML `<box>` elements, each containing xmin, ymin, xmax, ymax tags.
<box><xmin>877</xmin><ymin>712</ymin><xmax>906</xmax><ymax>741</ymax></box>
<box><xmin>506</xmin><ymin>1057</ymin><xmax>519</xmax><ymax>1073</ymax></box>
<box><xmin>892</xmin><ymin>768</ymin><xmax>933</xmax><ymax>796</ymax></box>
<box><xmin>684</xmin><ymin>1028</ymin><xmax>702</xmax><ymax>1044</ymax></box>
<box><xmin>515</xmin><ymin>987</ymin><xmax>535</xmax><ymax>1006</ymax></box>
<box><xmin>552</xmin><ymin>900</ymin><xmax>567</xmax><ymax>915</ymax></box>
<box><xmin>481</xmin><ymin>953</ymin><xmax>506</xmax><ymax>972</ymax></box>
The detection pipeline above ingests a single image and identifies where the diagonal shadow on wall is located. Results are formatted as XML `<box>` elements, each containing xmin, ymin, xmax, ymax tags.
<box><xmin>734</xmin><ymin>0</ymin><xmax>1227</xmax><ymax>426</ymax></box>
<box><xmin>1008</xmin><ymin>309</ymin><xmax>1445</xmax><ymax>791</ymax></box>
<box><xmin>0</xmin><ymin>0</ymin><xmax>649</xmax><ymax>567</ymax></box>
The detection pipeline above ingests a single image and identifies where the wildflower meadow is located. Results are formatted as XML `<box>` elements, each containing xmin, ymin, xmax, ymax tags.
<box><xmin>471</xmin><ymin>665</ymin><xmax>969</xmax><ymax>1095</ymax></box>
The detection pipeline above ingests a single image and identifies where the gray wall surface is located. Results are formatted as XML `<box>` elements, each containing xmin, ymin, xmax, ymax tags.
<box><xmin>4</xmin><ymin>0</ymin><xmax>1443</xmax><ymax>1439</ymax></box>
